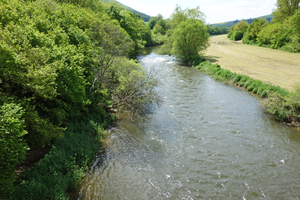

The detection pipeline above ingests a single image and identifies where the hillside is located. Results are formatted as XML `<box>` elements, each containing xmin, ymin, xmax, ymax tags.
<box><xmin>101</xmin><ymin>0</ymin><xmax>151</xmax><ymax>22</ymax></box>
<box><xmin>211</xmin><ymin>14</ymin><xmax>274</xmax><ymax>28</ymax></box>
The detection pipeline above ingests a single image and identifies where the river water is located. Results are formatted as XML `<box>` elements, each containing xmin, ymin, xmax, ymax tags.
<box><xmin>71</xmin><ymin>47</ymin><xmax>300</xmax><ymax>199</ymax></box>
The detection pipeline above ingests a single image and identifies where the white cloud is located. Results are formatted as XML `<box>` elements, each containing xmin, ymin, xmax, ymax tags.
<box><xmin>118</xmin><ymin>0</ymin><xmax>276</xmax><ymax>23</ymax></box>
<box><xmin>203</xmin><ymin>0</ymin><xmax>276</xmax><ymax>24</ymax></box>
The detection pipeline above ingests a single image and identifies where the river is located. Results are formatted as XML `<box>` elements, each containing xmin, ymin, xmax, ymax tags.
<box><xmin>70</xmin><ymin>47</ymin><xmax>300</xmax><ymax>199</ymax></box>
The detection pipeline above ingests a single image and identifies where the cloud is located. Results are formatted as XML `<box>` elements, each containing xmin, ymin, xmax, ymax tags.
<box><xmin>203</xmin><ymin>0</ymin><xmax>276</xmax><ymax>24</ymax></box>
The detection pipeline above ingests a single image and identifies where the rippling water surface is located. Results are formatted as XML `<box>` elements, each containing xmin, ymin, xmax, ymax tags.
<box><xmin>71</xmin><ymin>47</ymin><xmax>300</xmax><ymax>199</ymax></box>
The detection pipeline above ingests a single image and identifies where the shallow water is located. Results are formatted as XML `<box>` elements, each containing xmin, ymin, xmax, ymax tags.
<box><xmin>70</xmin><ymin>47</ymin><xmax>300</xmax><ymax>199</ymax></box>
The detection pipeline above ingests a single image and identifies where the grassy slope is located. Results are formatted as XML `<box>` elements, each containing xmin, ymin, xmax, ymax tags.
<box><xmin>202</xmin><ymin>35</ymin><xmax>300</xmax><ymax>91</ymax></box>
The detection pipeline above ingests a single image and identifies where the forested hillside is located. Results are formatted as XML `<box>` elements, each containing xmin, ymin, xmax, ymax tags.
<box><xmin>0</xmin><ymin>0</ymin><xmax>157</xmax><ymax>199</ymax></box>
<box><xmin>101</xmin><ymin>0</ymin><xmax>151</xmax><ymax>22</ymax></box>
<box><xmin>211</xmin><ymin>14</ymin><xmax>274</xmax><ymax>28</ymax></box>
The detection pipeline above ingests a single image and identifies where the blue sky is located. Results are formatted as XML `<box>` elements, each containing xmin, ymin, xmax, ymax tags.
<box><xmin>118</xmin><ymin>0</ymin><xmax>277</xmax><ymax>24</ymax></box>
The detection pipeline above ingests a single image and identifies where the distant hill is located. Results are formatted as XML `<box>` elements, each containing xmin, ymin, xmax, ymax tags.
<box><xmin>211</xmin><ymin>14</ymin><xmax>274</xmax><ymax>28</ymax></box>
<box><xmin>101</xmin><ymin>0</ymin><xmax>151</xmax><ymax>22</ymax></box>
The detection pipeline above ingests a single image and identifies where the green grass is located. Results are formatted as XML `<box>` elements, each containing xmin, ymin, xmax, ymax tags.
<box><xmin>195</xmin><ymin>60</ymin><xmax>289</xmax><ymax>98</ymax></box>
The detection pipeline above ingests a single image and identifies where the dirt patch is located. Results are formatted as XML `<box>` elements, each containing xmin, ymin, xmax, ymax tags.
<box><xmin>15</xmin><ymin>146</ymin><xmax>51</xmax><ymax>174</ymax></box>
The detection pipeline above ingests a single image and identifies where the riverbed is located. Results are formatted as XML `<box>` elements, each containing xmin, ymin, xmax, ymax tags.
<box><xmin>70</xmin><ymin>47</ymin><xmax>300</xmax><ymax>199</ymax></box>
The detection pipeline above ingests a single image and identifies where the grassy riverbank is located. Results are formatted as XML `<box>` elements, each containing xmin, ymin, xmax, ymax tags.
<box><xmin>202</xmin><ymin>35</ymin><xmax>300</xmax><ymax>91</ymax></box>
<box><xmin>194</xmin><ymin>60</ymin><xmax>300</xmax><ymax>126</ymax></box>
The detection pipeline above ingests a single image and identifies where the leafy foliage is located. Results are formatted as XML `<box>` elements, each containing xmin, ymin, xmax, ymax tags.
<box><xmin>106</xmin><ymin>3</ymin><xmax>151</xmax><ymax>55</ymax></box>
<box><xmin>207</xmin><ymin>25</ymin><xmax>228</xmax><ymax>36</ymax></box>
<box><xmin>241</xmin><ymin>2</ymin><xmax>300</xmax><ymax>52</ymax></box>
<box><xmin>0</xmin><ymin>102</ymin><xmax>28</xmax><ymax>199</ymax></box>
<box><xmin>265</xmin><ymin>85</ymin><xmax>300</xmax><ymax>123</ymax></box>
<box><xmin>172</xmin><ymin>18</ymin><xmax>209</xmax><ymax>62</ymax></box>
<box><xmin>12</xmin><ymin>113</ymin><xmax>109</xmax><ymax>200</ymax></box>
<box><xmin>242</xmin><ymin>18</ymin><xmax>269</xmax><ymax>44</ymax></box>
<box><xmin>272</xmin><ymin>0</ymin><xmax>300</xmax><ymax>22</ymax></box>
<box><xmin>230</xmin><ymin>31</ymin><xmax>245</xmax><ymax>41</ymax></box>
<box><xmin>158</xmin><ymin>6</ymin><xmax>208</xmax><ymax>64</ymax></box>
<box><xmin>0</xmin><ymin>0</ymin><xmax>159</xmax><ymax>198</ymax></box>
<box><xmin>100</xmin><ymin>0</ymin><xmax>151</xmax><ymax>22</ymax></box>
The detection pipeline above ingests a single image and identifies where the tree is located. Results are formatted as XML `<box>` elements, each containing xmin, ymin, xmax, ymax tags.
<box><xmin>272</xmin><ymin>0</ymin><xmax>300</xmax><ymax>22</ymax></box>
<box><xmin>153</xmin><ymin>24</ymin><xmax>164</xmax><ymax>35</ymax></box>
<box><xmin>0</xmin><ymin>102</ymin><xmax>28</xmax><ymax>199</ymax></box>
<box><xmin>170</xmin><ymin>5</ymin><xmax>205</xmax><ymax>29</ymax></box>
<box><xmin>172</xmin><ymin>18</ymin><xmax>209</xmax><ymax>62</ymax></box>
<box><xmin>148</xmin><ymin>16</ymin><xmax>158</xmax><ymax>29</ymax></box>
<box><xmin>242</xmin><ymin>18</ymin><xmax>268</xmax><ymax>44</ymax></box>
<box><xmin>234</xmin><ymin>20</ymin><xmax>249</xmax><ymax>32</ymax></box>
<box><xmin>110</xmin><ymin>57</ymin><xmax>161</xmax><ymax>117</ymax></box>
<box><xmin>291</xmin><ymin>8</ymin><xmax>300</xmax><ymax>33</ymax></box>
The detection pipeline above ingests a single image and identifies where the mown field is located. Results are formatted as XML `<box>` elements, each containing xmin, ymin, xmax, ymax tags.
<box><xmin>202</xmin><ymin>35</ymin><xmax>300</xmax><ymax>91</ymax></box>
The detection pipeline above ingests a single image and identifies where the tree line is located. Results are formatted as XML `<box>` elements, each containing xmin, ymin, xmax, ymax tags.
<box><xmin>227</xmin><ymin>0</ymin><xmax>300</xmax><ymax>52</ymax></box>
<box><xmin>0</xmin><ymin>0</ymin><xmax>211</xmax><ymax>198</ymax></box>
<box><xmin>0</xmin><ymin>0</ymin><xmax>158</xmax><ymax>198</ymax></box>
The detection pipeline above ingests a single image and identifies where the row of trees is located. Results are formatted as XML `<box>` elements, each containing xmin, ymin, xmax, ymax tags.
<box><xmin>147</xmin><ymin>12</ymin><xmax>226</xmax><ymax>49</ymax></box>
<box><xmin>227</xmin><ymin>0</ymin><xmax>300</xmax><ymax>52</ymax></box>
<box><xmin>0</xmin><ymin>0</ymin><xmax>159</xmax><ymax>198</ymax></box>
<box><xmin>206</xmin><ymin>25</ymin><xmax>228</xmax><ymax>35</ymax></box>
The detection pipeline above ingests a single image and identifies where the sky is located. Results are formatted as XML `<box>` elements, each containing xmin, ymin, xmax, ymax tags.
<box><xmin>117</xmin><ymin>0</ymin><xmax>277</xmax><ymax>24</ymax></box>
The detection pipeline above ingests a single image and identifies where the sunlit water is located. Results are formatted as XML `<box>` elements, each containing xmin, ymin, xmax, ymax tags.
<box><xmin>70</xmin><ymin>47</ymin><xmax>300</xmax><ymax>199</ymax></box>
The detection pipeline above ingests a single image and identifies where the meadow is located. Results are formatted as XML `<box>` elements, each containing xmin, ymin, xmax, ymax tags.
<box><xmin>203</xmin><ymin>35</ymin><xmax>300</xmax><ymax>91</ymax></box>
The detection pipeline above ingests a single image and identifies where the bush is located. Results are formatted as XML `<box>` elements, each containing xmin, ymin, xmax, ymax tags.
<box><xmin>12</xmin><ymin>113</ymin><xmax>109</xmax><ymax>200</ymax></box>
<box><xmin>227</xmin><ymin>31</ymin><xmax>233</xmax><ymax>38</ymax></box>
<box><xmin>230</xmin><ymin>31</ymin><xmax>244</xmax><ymax>41</ymax></box>
<box><xmin>265</xmin><ymin>86</ymin><xmax>300</xmax><ymax>122</ymax></box>
<box><xmin>242</xmin><ymin>18</ymin><xmax>268</xmax><ymax>44</ymax></box>
<box><xmin>0</xmin><ymin>102</ymin><xmax>28</xmax><ymax>199</ymax></box>
<box><xmin>188</xmin><ymin>54</ymin><xmax>206</xmax><ymax>67</ymax></box>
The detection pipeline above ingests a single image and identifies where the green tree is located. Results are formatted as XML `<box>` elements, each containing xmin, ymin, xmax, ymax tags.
<box><xmin>172</xmin><ymin>18</ymin><xmax>209</xmax><ymax>62</ymax></box>
<box><xmin>272</xmin><ymin>0</ymin><xmax>300</xmax><ymax>22</ymax></box>
<box><xmin>148</xmin><ymin>16</ymin><xmax>158</xmax><ymax>29</ymax></box>
<box><xmin>242</xmin><ymin>18</ymin><xmax>268</xmax><ymax>44</ymax></box>
<box><xmin>0</xmin><ymin>102</ymin><xmax>28</xmax><ymax>199</ymax></box>
<box><xmin>170</xmin><ymin>5</ymin><xmax>205</xmax><ymax>29</ymax></box>
<box><xmin>234</xmin><ymin>20</ymin><xmax>249</xmax><ymax>32</ymax></box>
<box><xmin>153</xmin><ymin>24</ymin><xmax>164</xmax><ymax>35</ymax></box>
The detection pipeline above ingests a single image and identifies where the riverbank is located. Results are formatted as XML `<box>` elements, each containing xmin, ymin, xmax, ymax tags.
<box><xmin>202</xmin><ymin>35</ymin><xmax>300</xmax><ymax>91</ymax></box>
<box><xmin>194</xmin><ymin>60</ymin><xmax>300</xmax><ymax>127</ymax></box>
<box><xmin>11</xmin><ymin>113</ymin><xmax>110</xmax><ymax>199</ymax></box>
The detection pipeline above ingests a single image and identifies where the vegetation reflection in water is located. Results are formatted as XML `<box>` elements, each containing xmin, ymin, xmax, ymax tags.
<box><xmin>71</xmin><ymin>47</ymin><xmax>300</xmax><ymax>199</ymax></box>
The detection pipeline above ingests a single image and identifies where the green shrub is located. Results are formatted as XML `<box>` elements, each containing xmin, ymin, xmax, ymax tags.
<box><xmin>242</xmin><ymin>18</ymin><xmax>268</xmax><ymax>44</ymax></box>
<box><xmin>188</xmin><ymin>54</ymin><xmax>206</xmax><ymax>67</ymax></box>
<box><xmin>230</xmin><ymin>31</ymin><xmax>244</xmax><ymax>41</ymax></box>
<box><xmin>227</xmin><ymin>31</ymin><xmax>233</xmax><ymax>38</ymax></box>
<box><xmin>265</xmin><ymin>86</ymin><xmax>300</xmax><ymax>122</ymax></box>
<box><xmin>0</xmin><ymin>102</ymin><xmax>28</xmax><ymax>199</ymax></box>
<box><xmin>12</xmin><ymin>113</ymin><xmax>109</xmax><ymax>200</ymax></box>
